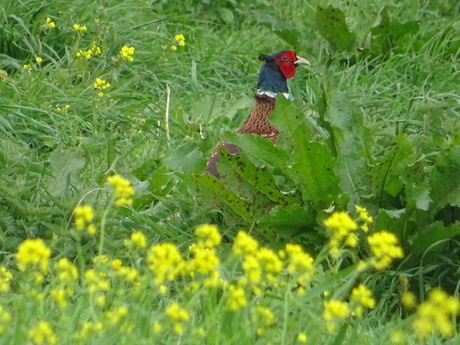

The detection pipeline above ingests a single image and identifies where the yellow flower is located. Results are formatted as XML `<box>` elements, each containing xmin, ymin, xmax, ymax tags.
<box><xmin>284</xmin><ymin>243</ymin><xmax>315</xmax><ymax>285</ymax></box>
<box><xmin>188</xmin><ymin>245</ymin><xmax>220</xmax><ymax>275</ymax></box>
<box><xmin>227</xmin><ymin>284</ymin><xmax>247</xmax><ymax>311</ymax></box>
<box><xmin>174</xmin><ymin>34</ymin><xmax>185</xmax><ymax>41</ymax></box>
<box><xmin>401</xmin><ymin>291</ymin><xmax>417</xmax><ymax>309</ymax></box>
<box><xmin>178</xmin><ymin>40</ymin><xmax>185</xmax><ymax>47</ymax></box>
<box><xmin>75</xmin><ymin>321</ymin><xmax>103</xmax><ymax>340</ymax></box>
<box><xmin>130</xmin><ymin>231</ymin><xmax>147</xmax><ymax>248</ymax></box>
<box><xmin>0</xmin><ymin>267</ymin><xmax>13</xmax><ymax>292</ymax></box>
<box><xmin>16</xmin><ymin>238</ymin><xmax>51</xmax><ymax>272</ymax></box>
<box><xmin>55</xmin><ymin>258</ymin><xmax>78</xmax><ymax>283</ymax></box>
<box><xmin>43</xmin><ymin>17</ymin><xmax>56</xmax><ymax>29</ymax></box>
<box><xmin>73</xmin><ymin>24</ymin><xmax>87</xmax><ymax>32</ymax></box>
<box><xmin>324</xmin><ymin>299</ymin><xmax>349</xmax><ymax>332</ymax></box>
<box><xmin>251</xmin><ymin>306</ymin><xmax>274</xmax><ymax>326</ymax></box>
<box><xmin>35</xmin><ymin>57</ymin><xmax>43</xmax><ymax>63</ymax></box>
<box><xmin>297</xmin><ymin>333</ymin><xmax>308</xmax><ymax>343</ymax></box>
<box><xmin>324</xmin><ymin>211</ymin><xmax>359</xmax><ymax>255</ymax></box>
<box><xmin>28</xmin><ymin>321</ymin><xmax>57</xmax><ymax>345</ymax></box>
<box><xmin>106</xmin><ymin>175</ymin><xmax>134</xmax><ymax>206</ymax></box>
<box><xmin>93</xmin><ymin>78</ymin><xmax>110</xmax><ymax>90</ymax></box>
<box><xmin>0</xmin><ymin>305</ymin><xmax>11</xmax><ymax>336</ymax></box>
<box><xmin>152</xmin><ymin>322</ymin><xmax>162</xmax><ymax>334</ymax></box>
<box><xmin>166</xmin><ymin>302</ymin><xmax>189</xmax><ymax>321</ymax></box>
<box><xmin>355</xmin><ymin>205</ymin><xmax>373</xmax><ymax>228</ymax></box>
<box><xmin>351</xmin><ymin>284</ymin><xmax>376</xmax><ymax>317</ymax></box>
<box><xmin>23</xmin><ymin>64</ymin><xmax>30</xmax><ymax>69</ymax></box>
<box><xmin>171</xmin><ymin>45</ymin><xmax>177</xmax><ymax>51</ymax></box>
<box><xmin>119</xmin><ymin>45</ymin><xmax>135</xmax><ymax>62</ymax></box>
<box><xmin>106</xmin><ymin>306</ymin><xmax>128</xmax><ymax>324</ymax></box>
<box><xmin>367</xmin><ymin>231</ymin><xmax>404</xmax><ymax>270</ymax></box>
<box><xmin>74</xmin><ymin>205</ymin><xmax>97</xmax><ymax>235</ymax></box>
<box><xmin>324</xmin><ymin>300</ymin><xmax>349</xmax><ymax>320</ymax></box>
<box><xmin>84</xmin><ymin>269</ymin><xmax>110</xmax><ymax>293</ymax></box>
<box><xmin>412</xmin><ymin>288</ymin><xmax>460</xmax><ymax>340</ymax></box>
<box><xmin>232</xmin><ymin>231</ymin><xmax>259</xmax><ymax>256</ymax></box>
<box><xmin>50</xmin><ymin>288</ymin><xmax>71</xmax><ymax>309</ymax></box>
<box><xmin>146</xmin><ymin>243</ymin><xmax>185</xmax><ymax>285</ymax></box>
<box><xmin>195</xmin><ymin>224</ymin><xmax>221</xmax><ymax>248</ymax></box>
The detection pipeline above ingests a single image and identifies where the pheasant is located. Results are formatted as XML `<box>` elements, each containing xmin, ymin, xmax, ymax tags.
<box><xmin>205</xmin><ymin>50</ymin><xmax>310</xmax><ymax>178</ymax></box>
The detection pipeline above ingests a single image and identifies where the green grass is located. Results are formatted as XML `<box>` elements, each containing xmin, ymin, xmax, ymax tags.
<box><xmin>0</xmin><ymin>0</ymin><xmax>459</xmax><ymax>344</ymax></box>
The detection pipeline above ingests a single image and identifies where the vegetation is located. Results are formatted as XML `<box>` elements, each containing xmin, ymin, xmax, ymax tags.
<box><xmin>0</xmin><ymin>0</ymin><xmax>459</xmax><ymax>344</ymax></box>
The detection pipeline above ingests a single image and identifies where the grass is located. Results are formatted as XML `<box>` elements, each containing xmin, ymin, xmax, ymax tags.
<box><xmin>0</xmin><ymin>0</ymin><xmax>459</xmax><ymax>344</ymax></box>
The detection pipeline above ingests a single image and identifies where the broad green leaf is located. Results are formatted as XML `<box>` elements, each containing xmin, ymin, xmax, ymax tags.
<box><xmin>217</xmin><ymin>148</ymin><xmax>291</xmax><ymax>204</ymax></box>
<box><xmin>371</xmin><ymin>8</ymin><xmax>419</xmax><ymax>55</ymax></box>
<box><xmin>194</xmin><ymin>173</ymin><xmax>254</xmax><ymax>223</ymax></box>
<box><xmin>47</xmin><ymin>148</ymin><xmax>85</xmax><ymax>197</ymax></box>
<box><xmin>315</xmin><ymin>5</ymin><xmax>356</xmax><ymax>52</ymax></box>
<box><xmin>323</xmin><ymin>89</ymin><xmax>372</xmax><ymax>209</ymax></box>
<box><xmin>225</xmin><ymin>132</ymin><xmax>289</xmax><ymax>168</ymax></box>
<box><xmin>411</xmin><ymin>221</ymin><xmax>460</xmax><ymax>256</ymax></box>
<box><xmin>429</xmin><ymin>146</ymin><xmax>460</xmax><ymax>215</ymax></box>
<box><xmin>270</xmin><ymin>97</ymin><xmax>339</xmax><ymax>205</ymax></box>
<box><xmin>164</xmin><ymin>143</ymin><xmax>203</xmax><ymax>174</ymax></box>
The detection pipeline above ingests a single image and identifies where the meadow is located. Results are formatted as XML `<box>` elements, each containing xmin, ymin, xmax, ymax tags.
<box><xmin>0</xmin><ymin>0</ymin><xmax>459</xmax><ymax>344</ymax></box>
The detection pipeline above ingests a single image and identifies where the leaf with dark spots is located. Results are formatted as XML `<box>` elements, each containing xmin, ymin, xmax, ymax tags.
<box><xmin>194</xmin><ymin>173</ymin><xmax>254</xmax><ymax>223</ymax></box>
<box><xmin>315</xmin><ymin>5</ymin><xmax>356</xmax><ymax>52</ymax></box>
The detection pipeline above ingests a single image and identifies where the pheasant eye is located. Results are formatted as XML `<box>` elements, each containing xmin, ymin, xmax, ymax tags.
<box><xmin>280</xmin><ymin>55</ymin><xmax>289</xmax><ymax>61</ymax></box>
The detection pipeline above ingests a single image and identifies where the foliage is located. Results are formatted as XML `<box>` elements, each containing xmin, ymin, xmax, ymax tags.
<box><xmin>0</xmin><ymin>0</ymin><xmax>460</xmax><ymax>343</ymax></box>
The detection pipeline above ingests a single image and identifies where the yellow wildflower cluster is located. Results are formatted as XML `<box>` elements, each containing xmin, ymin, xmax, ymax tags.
<box><xmin>42</xmin><ymin>17</ymin><xmax>56</xmax><ymax>30</ymax></box>
<box><xmin>50</xmin><ymin>258</ymin><xmax>79</xmax><ymax>309</ymax></box>
<box><xmin>74</xmin><ymin>205</ymin><xmax>97</xmax><ymax>235</ymax></box>
<box><xmin>251</xmin><ymin>306</ymin><xmax>275</xmax><ymax>335</ymax></box>
<box><xmin>350</xmin><ymin>284</ymin><xmax>376</xmax><ymax>317</ymax></box>
<box><xmin>282</xmin><ymin>243</ymin><xmax>314</xmax><ymax>294</ymax></box>
<box><xmin>75</xmin><ymin>321</ymin><xmax>103</xmax><ymax>340</ymax></box>
<box><xmin>323</xmin><ymin>299</ymin><xmax>349</xmax><ymax>332</ymax></box>
<box><xmin>170</xmin><ymin>34</ymin><xmax>185</xmax><ymax>51</ymax></box>
<box><xmin>106</xmin><ymin>174</ymin><xmax>134</xmax><ymax>206</ymax></box>
<box><xmin>147</xmin><ymin>243</ymin><xmax>186</xmax><ymax>286</ymax></box>
<box><xmin>194</xmin><ymin>224</ymin><xmax>221</xmax><ymax>248</ymax></box>
<box><xmin>16</xmin><ymin>239</ymin><xmax>51</xmax><ymax>273</ymax></box>
<box><xmin>355</xmin><ymin>205</ymin><xmax>373</xmax><ymax>231</ymax></box>
<box><xmin>323</xmin><ymin>211</ymin><xmax>358</xmax><ymax>256</ymax></box>
<box><xmin>119</xmin><ymin>45</ymin><xmax>135</xmax><ymax>62</ymax></box>
<box><xmin>227</xmin><ymin>284</ymin><xmax>248</xmax><ymax>311</ymax></box>
<box><xmin>124</xmin><ymin>231</ymin><xmax>147</xmax><ymax>248</ymax></box>
<box><xmin>36</xmin><ymin>57</ymin><xmax>43</xmax><ymax>63</ymax></box>
<box><xmin>76</xmin><ymin>41</ymin><xmax>101</xmax><ymax>60</ymax></box>
<box><xmin>73</xmin><ymin>24</ymin><xmax>87</xmax><ymax>32</ymax></box>
<box><xmin>0</xmin><ymin>267</ymin><xmax>13</xmax><ymax>292</ymax></box>
<box><xmin>367</xmin><ymin>231</ymin><xmax>404</xmax><ymax>270</ymax></box>
<box><xmin>412</xmin><ymin>288</ymin><xmax>460</xmax><ymax>340</ymax></box>
<box><xmin>166</xmin><ymin>302</ymin><xmax>190</xmax><ymax>335</ymax></box>
<box><xmin>297</xmin><ymin>332</ymin><xmax>308</xmax><ymax>343</ymax></box>
<box><xmin>0</xmin><ymin>305</ymin><xmax>11</xmax><ymax>335</ymax></box>
<box><xmin>28</xmin><ymin>321</ymin><xmax>57</xmax><ymax>345</ymax></box>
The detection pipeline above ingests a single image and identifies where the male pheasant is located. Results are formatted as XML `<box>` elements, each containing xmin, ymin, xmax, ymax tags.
<box><xmin>205</xmin><ymin>50</ymin><xmax>310</xmax><ymax>178</ymax></box>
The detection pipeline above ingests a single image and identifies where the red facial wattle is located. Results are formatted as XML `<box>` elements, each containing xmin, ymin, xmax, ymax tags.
<box><xmin>274</xmin><ymin>51</ymin><xmax>298</xmax><ymax>79</ymax></box>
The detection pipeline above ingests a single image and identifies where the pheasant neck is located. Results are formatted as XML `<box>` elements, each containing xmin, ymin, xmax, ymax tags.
<box><xmin>237</xmin><ymin>93</ymin><xmax>279</xmax><ymax>143</ymax></box>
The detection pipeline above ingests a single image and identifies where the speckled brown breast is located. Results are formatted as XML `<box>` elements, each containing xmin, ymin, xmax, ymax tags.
<box><xmin>205</xmin><ymin>94</ymin><xmax>278</xmax><ymax>178</ymax></box>
<box><xmin>237</xmin><ymin>94</ymin><xmax>278</xmax><ymax>143</ymax></box>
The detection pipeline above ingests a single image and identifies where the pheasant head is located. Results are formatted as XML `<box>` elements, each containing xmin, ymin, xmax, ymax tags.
<box><xmin>257</xmin><ymin>50</ymin><xmax>310</xmax><ymax>96</ymax></box>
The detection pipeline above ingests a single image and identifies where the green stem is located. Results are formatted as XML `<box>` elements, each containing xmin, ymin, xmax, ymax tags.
<box><xmin>98</xmin><ymin>199</ymin><xmax>114</xmax><ymax>256</ymax></box>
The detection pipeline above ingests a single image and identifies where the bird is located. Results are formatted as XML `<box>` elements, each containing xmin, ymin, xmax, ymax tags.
<box><xmin>205</xmin><ymin>50</ymin><xmax>310</xmax><ymax>178</ymax></box>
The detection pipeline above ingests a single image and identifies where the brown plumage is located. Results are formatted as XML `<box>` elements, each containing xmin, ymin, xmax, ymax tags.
<box><xmin>237</xmin><ymin>94</ymin><xmax>278</xmax><ymax>143</ymax></box>
<box><xmin>205</xmin><ymin>50</ymin><xmax>309</xmax><ymax>179</ymax></box>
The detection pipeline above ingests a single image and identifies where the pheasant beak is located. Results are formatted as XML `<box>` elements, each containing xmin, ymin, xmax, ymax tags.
<box><xmin>294</xmin><ymin>56</ymin><xmax>310</xmax><ymax>67</ymax></box>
